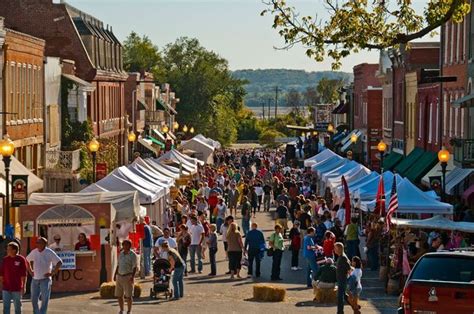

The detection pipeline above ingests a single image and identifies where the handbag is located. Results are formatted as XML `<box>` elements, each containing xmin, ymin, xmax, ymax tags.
<box><xmin>267</xmin><ymin>247</ymin><xmax>274</xmax><ymax>257</ymax></box>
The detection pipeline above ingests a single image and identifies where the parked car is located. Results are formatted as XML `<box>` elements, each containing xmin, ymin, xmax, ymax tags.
<box><xmin>400</xmin><ymin>250</ymin><xmax>474</xmax><ymax>313</ymax></box>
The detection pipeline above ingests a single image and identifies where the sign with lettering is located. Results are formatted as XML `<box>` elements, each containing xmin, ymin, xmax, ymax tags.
<box><xmin>12</xmin><ymin>175</ymin><xmax>28</xmax><ymax>207</ymax></box>
<box><xmin>57</xmin><ymin>251</ymin><xmax>76</xmax><ymax>270</ymax></box>
<box><xmin>96</xmin><ymin>163</ymin><xmax>107</xmax><ymax>181</ymax></box>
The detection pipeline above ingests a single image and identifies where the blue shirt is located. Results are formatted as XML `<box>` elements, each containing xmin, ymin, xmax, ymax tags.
<box><xmin>303</xmin><ymin>235</ymin><xmax>315</xmax><ymax>258</ymax></box>
<box><xmin>244</xmin><ymin>229</ymin><xmax>265</xmax><ymax>250</ymax></box>
<box><xmin>143</xmin><ymin>225</ymin><xmax>153</xmax><ymax>248</ymax></box>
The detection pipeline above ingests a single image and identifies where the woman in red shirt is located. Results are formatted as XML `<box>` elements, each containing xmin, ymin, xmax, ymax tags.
<box><xmin>323</xmin><ymin>230</ymin><xmax>336</xmax><ymax>258</ymax></box>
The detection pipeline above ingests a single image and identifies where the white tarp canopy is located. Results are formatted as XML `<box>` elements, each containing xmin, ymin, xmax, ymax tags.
<box><xmin>193</xmin><ymin>134</ymin><xmax>221</xmax><ymax>149</ymax></box>
<box><xmin>304</xmin><ymin>149</ymin><xmax>336</xmax><ymax>167</ymax></box>
<box><xmin>139</xmin><ymin>158</ymin><xmax>180</xmax><ymax>179</ymax></box>
<box><xmin>334</xmin><ymin>171</ymin><xmax>378</xmax><ymax>198</ymax></box>
<box><xmin>173</xmin><ymin>148</ymin><xmax>205</xmax><ymax>166</ymax></box>
<box><xmin>0</xmin><ymin>155</ymin><xmax>43</xmax><ymax>193</ymax></box>
<box><xmin>81</xmin><ymin>170</ymin><xmax>159</xmax><ymax>204</ymax></box>
<box><xmin>392</xmin><ymin>215</ymin><xmax>474</xmax><ymax>233</ymax></box>
<box><xmin>355</xmin><ymin>171</ymin><xmax>403</xmax><ymax>201</ymax></box>
<box><xmin>314</xmin><ymin>157</ymin><xmax>347</xmax><ymax>177</ymax></box>
<box><xmin>179</xmin><ymin>137</ymin><xmax>214</xmax><ymax>164</ymax></box>
<box><xmin>321</xmin><ymin>160</ymin><xmax>360</xmax><ymax>182</ymax></box>
<box><xmin>29</xmin><ymin>191</ymin><xmax>141</xmax><ymax>222</ymax></box>
<box><xmin>158</xmin><ymin>150</ymin><xmax>198</xmax><ymax>174</ymax></box>
<box><xmin>127</xmin><ymin>161</ymin><xmax>174</xmax><ymax>189</ymax></box>
<box><xmin>114</xmin><ymin>167</ymin><xmax>166</xmax><ymax>198</ymax></box>
<box><xmin>361</xmin><ymin>178</ymin><xmax>453</xmax><ymax>214</ymax></box>
<box><xmin>328</xmin><ymin>166</ymin><xmax>371</xmax><ymax>190</ymax></box>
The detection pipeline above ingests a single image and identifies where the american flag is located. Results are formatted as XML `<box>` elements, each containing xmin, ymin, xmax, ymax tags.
<box><xmin>385</xmin><ymin>175</ymin><xmax>398</xmax><ymax>232</ymax></box>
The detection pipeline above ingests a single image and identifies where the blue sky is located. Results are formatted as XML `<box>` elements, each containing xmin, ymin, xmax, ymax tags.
<box><xmin>65</xmin><ymin>0</ymin><xmax>433</xmax><ymax>73</ymax></box>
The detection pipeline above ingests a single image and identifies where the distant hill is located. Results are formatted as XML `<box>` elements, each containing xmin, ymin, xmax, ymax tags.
<box><xmin>232</xmin><ymin>69</ymin><xmax>353</xmax><ymax>107</ymax></box>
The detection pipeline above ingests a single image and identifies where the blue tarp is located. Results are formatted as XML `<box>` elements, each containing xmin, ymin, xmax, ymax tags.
<box><xmin>361</xmin><ymin>178</ymin><xmax>453</xmax><ymax>214</ymax></box>
<box><xmin>355</xmin><ymin>171</ymin><xmax>403</xmax><ymax>201</ymax></box>
<box><xmin>322</xmin><ymin>160</ymin><xmax>359</xmax><ymax>181</ymax></box>
<box><xmin>304</xmin><ymin>149</ymin><xmax>336</xmax><ymax>167</ymax></box>
<box><xmin>311</xmin><ymin>155</ymin><xmax>342</xmax><ymax>172</ymax></box>
<box><xmin>314</xmin><ymin>158</ymin><xmax>347</xmax><ymax>176</ymax></box>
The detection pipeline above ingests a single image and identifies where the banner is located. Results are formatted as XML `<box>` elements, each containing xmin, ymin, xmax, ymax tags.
<box><xmin>12</xmin><ymin>175</ymin><xmax>28</xmax><ymax>207</ymax></box>
<box><xmin>429</xmin><ymin>176</ymin><xmax>442</xmax><ymax>190</ymax></box>
<box><xmin>96</xmin><ymin>163</ymin><xmax>107</xmax><ymax>181</ymax></box>
<box><xmin>58</xmin><ymin>251</ymin><xmax>76</xmax><ymax>270</ymax></box>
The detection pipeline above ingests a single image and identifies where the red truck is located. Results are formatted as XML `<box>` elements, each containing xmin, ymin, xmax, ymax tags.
<box><xmin>400</xmin><ymin>250</ymin><xmax>474</xmax><ymax>313</ymax></box>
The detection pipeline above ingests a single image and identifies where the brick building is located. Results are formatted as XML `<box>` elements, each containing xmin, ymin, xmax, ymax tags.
<box><xmin>346</xmin><ymin>63</ymin><xmax>382</xmax><ymax>167</ymax></box>
<box><xmin>0</xmin><ymin>0</ymin><xmax>129</xmax><ymax>165</ymax></box>
<box><xmin>2</xmin><ymin>24</ymin><xmax>46</xmax><ymax>176</ymax></box>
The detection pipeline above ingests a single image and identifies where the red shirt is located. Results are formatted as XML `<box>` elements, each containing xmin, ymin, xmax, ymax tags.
<box><xmin>0</xmin><ymin>255</ymin><xmax>27</xmax><ymax>291</ymax></box>
<box><xmin>323</xmin><ymin>238</ymin><xmax>335</xmax><ymax>257</ymax></box>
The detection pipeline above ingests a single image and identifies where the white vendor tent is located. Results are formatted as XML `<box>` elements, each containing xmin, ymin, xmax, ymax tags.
<box><xmin>127</xmin><ymin>161</ymin><xmax>174</xmax><ymax>189</ymax></box>
<box><xmin>334</xmin><ymin>171</ymin><xmax>378</xmax><ymax>197</ymax></box>
<box><xmin>179</xmin><ymin>137</ymin><xmax>215</xmax><ymax>164</ymax></box>
<box><xmin>327</xmin><ymin>166</ymin><xmax>371</xmax><ymax>191</ymax></box>
<box><xmin>392</xmin><ymin>215</ymin><xmax>474</xmax><ymax>233</ymax></box>
<box><xmin>321</xmin><ymin>160</ymin><xmax>359</xmax><ymax>183</ymax></box>
<box><xmin>361</xmin><ymin>178</ymin><xmax>453</xmax><ymax>215</ymax></box>
<box><xmin>304</xmin><ymin>149</ymin><xmax>336</xmax><ymax>167</ymax></box>
<box><xmin>173</xmin><ymin>148</ymin><xmax>205</xmax><ymax>166</ymax></box>
<box><xmin>29</xmin><ymin>191</ymin><xmax>141</xmax><ymax>223</ymax></box>
<box><xmin>158</xmin><ymin>150</ymin><xmax>198</xmax><ymax>174</ymax></box>
<box><xmin>139</xmin><ymin>158</ymin><xmax>180</xmax><ymax>179</ymax></box>
<box><xmin>314</xmin><ymin>157</ymin><xmax>347</xmax><ymax>177</ymax></box>
<box><xmin>193</xmin><ymin>134</ymin><xmax>221</xmax><ymax>150</ymax></box>
<box><xmin>355</xmin><ymin>171</ymin><xmax>403</xmax><ymax>201</ymax></box>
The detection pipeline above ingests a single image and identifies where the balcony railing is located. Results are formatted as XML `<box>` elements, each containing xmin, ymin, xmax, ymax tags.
<box><xmin>45</xmin><ymin>149</ymin><xmax>81</xmax><ymax>171</ymax></box>
<box><xmin>453</xmin><ymin>139</ymin><xmax>474</xmax><ymax>168</ymax></box>
<box><xmin>145</xmin><ymin>110</ymin><xmax>165</xmax><ymax>124</ymax></box>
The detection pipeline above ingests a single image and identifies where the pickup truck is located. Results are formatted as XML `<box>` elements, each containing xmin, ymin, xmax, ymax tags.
<box><xmin>400</xmin><ymin>250</ymin><xmax>474</xmax><ymax>313</ymax></box>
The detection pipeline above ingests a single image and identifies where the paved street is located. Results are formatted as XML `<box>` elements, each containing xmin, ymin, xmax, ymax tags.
<box><xmin>8</xmin><ymin>209</ymin><xmax>398</xmax><ymax>314</ymax></box>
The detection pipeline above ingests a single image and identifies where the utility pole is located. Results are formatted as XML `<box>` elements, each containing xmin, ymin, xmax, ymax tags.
<box><xmin>268</xmin><ymin>98</ymin><xmax>272</xmax><ymax>119</ymax></box>
<box><xmin>274</xmin><ymin>86</ymin><xmax>279</xmax><ymax>118</ymax></box>
<box><xmin>262</xmin><ymin>100</ymin><xmax>265</xmax><ymax>120</ymax></box>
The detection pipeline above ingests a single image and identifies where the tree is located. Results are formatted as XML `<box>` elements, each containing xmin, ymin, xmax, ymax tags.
<box><xmin>317</xmin><ymin>78</ymin><xmax>343</xmax><ymax>104</ymax></box>
<box><xmin>286</xmin><ymin>89</ymin><xmax>302</xmax><ymax>115</ymax></box>
<box><xmin>160</xmin><ymin>37</ymin><xmax>246</xmax><ymax>146</ymax></box>
<box><xmin>262</xmin><ymin>0</ymin><xmax>470</xmax><ymax>69</ymax></box>
<box><xmin>123</xmin><ymin>32</ymin><xmax>164</xmax><ymax>80</ymax></box>
<box><xmin>259</xmin><ymin>129</ymin><xmax>285</xmax><ymax>148</ymax></box>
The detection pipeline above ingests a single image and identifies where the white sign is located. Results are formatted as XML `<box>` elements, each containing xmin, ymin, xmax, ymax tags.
<box><xmin>57</xmin><ymin>251</ymin><xmax>76</xmax><ymax>270</ymax></box>
<box><xmin>23</xmin><ymin>221</ymin><xmax>34</xmax><ymax>237</ymax></box>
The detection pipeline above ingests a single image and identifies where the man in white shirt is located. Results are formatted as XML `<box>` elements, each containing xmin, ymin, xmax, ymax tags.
<box><xmin>26</xmin><ymin>237</ymin><xmax>62</xmax><ymax>314</ymax></box>
<box><xmin>48</xmin><ymin>234</ymin><xmax>64</xmax><ymax>252</ymax></box>
<box><xmin>154</xmin><ymin>228</ymin><xmax>177</xmax><ymax>258</ymax></box>
<box><xmin>188</xmin><ymin>216</ymin><xmax>205</xmax><ymax>274</ymax></box>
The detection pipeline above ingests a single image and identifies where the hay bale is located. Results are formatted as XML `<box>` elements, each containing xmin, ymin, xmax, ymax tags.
<box><xmin>253</xmin><ymin>284</ymin><xmax>286</xmax><ymax>302</ymax></box>
<box><xmin>99</xmin><ymin>281</ymin><xmax>142</xmax><ymax>299</ymax></box>
<box><xmin>313</xmin><ymin>286</ymin><xmax>337</xmax><ymax>304</ymax></box>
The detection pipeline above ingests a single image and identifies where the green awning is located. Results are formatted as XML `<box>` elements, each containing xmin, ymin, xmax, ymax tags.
<box><xmin>383</xmin><ymin>152</ymin><xmax>403</xmax><ymax>171</ymax></box>
<box><xmin>405</xmin><ymin>150</ymin><xmax>439</xmax><ymax>183</ymax></box>
<box><xmin>395</xmin><ymin>147</ymin><xmax>424</xmax><ymax>176</ymax></box>
<box><xmin>156</xmin><ymin>99</ymin><xmax>166</xmax><ymax>111</ymax></box>
<box><xmin>147</xmin><ymin>136</ymin><xmax>165</xmax><ymax>148</ymax></box>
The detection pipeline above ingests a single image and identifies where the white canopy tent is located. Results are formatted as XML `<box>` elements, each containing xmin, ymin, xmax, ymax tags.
<box><xmin>179</xmin><ymin>137</ymin><xmax>215</xmax><ymax>164</ymax></box>
<box><xmin>314</xmin><ymin>158</ymin><xmax>347</xmax><ymax>177</ymax></box>
<box><xmin>360</xmin><ymin>178</ymin><xmax>453</xmax><ymax>215</ymax></box>
<box><xmin>304</xmin><ymin>149</ymin><xmax>336</xmax><ymax>167</ymax></box>
<box><xmin>335</xmin><ymin>171</ymin><xmax>379</xmax><ymax>198</ymax></box>
<box><xmin>0</xmin><ymin>155</ymin><xmax>43</xmax><ymax>193</ymax></box>
<box><xmin>193</xmin><ymin>134</ymin><xmax>221</xmax><ymax>149</ymax></box>
<box><xmin>392</xmin><ymin>216</ymin><xmax>474</xmax><ymax>233</ymax></box>
<box><xmin>127</xmin><ymin>161</ymin><xmax>174</xmax><ymax>189</ymax></box>
<box><xmin>355</xmin><ymin>171</ymin><xmax>403</xmax><ymax>201</ymax></box>
<box><xmin>158</xmin><ymin>150</ymin><xmax>198</xmax><ymax>174</ymax></box>
<box><xmin>29</xmin><ymin>191</ymin><xmax>141</xmax><ymax>223</ymax></box>
<box><xmin>173</xmin><ymin>148</ymin><xmax>205</xmax><ymax>166</ymax></box>
<box><xmin>139</xmin><ymin>158</ymin><xmax>180</xmax><ymax>179</ymax></box>
<box><xmin>327</xmin><ymin>166</ymin><xmax>371</xmax><ymax>191</ymax></box>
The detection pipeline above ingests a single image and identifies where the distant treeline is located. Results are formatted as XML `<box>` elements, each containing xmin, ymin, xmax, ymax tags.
<box><xmin>231</xmin><ymin>69</ymin><xmax>353</xmax><ymax>107</ymax></box>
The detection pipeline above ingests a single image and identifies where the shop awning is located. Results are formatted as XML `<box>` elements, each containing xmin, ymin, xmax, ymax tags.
<box><xmin>137</xmin><ymin>100</ymin><xmax>148</xmax><ymax>110</ymax></box>
<box><xmin>341</xmin><ymin>129</ymin><xmax>362</xmax><ymax>152</ymax></box>
<box><xmin>445</xmin><ymin>167</ymin><xmax>474</xmax><ymax>195</ymax></box>
<box><xmin>404</xmin><ymin>150</ymin><xmax>439</xmax><ymax>183</ymax></box>
<box><xmin>138</xmin><ymin>137</ymin><xmax>158</xmax><ymax>155</ymax></box>
<box><xmin>155</xmin><ymin>99</ymin><xmax>177</xmax><ymax>114</ymax></box>
<box><xmin>421</xmin><ymin>155</ymin><xmax>455</xmax><ymax>187</ymax></box>
<box><xmin>331</xmin><ymin>101</ymin><xmax>348</xmax><ymax>114</ymax></box>
<box><xmin>395</xmin><ymin>147</ymin><xmax>424</xmax><ymax>176</ymax></box>
<box><xmin>452</xmin><ymin>93</ymin><xmax>474</xmax><ymax>108</ymax></box>
<box><xmin>62</xmin><ymin>74</ymin><xmax>95</xmax><ymax>92</ymax></box>
<box><xmin>152</xmin><ymin>129</ymin><xmax>167</xmax><ymax>142</ymax></box>
<box><xmin>383</xmin><ymin>152</ymin><xmax>403</xmax><ymax>171</ymax></box>
<box><xmin>0</xmin><ymin>156</ymin><xmax>43</xmax><ymax>193</ymax></box>
<box><xmin>147</xmin><ymin>136</ymin><xmax>165</xmax><ymax>149</ymax></box>
<box><xmin>332</xmin><ymin>131</ymin><xmax>348</xmax><ymax>144</ymax></box>
<box><xmin>462</xmin><ymin>184</ymin><xmax>474</xmax><ymax>200</ymax></box>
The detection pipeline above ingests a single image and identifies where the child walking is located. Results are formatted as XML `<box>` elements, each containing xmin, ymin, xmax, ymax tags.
<box><xmin>347</xmin><ymin>256</ymin><xmax>363</xmax><ymax>314</ymax></box>
<box><xmin>289</xmin><ymin>221</ymin><xmax>302</xmax><ymax>270</ymax></box>
<box><xmin>208</xmin><ymin>224</ymin><xmax>218</xmax><ymax>276</ymax></box>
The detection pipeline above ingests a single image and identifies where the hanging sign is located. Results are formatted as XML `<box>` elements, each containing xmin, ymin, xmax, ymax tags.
<box><xmin>12</xmin><ymin>175</ymin><xmax>28</xmax><ymax>207</ymax></box>
<box><xmin>22</xmin><ymin>220</ymin><xmax>34</xmax><ymax>237</ymax></box>
<box><xmin>57</xmin><ymin>251</ymin><xmax>76</xmax><ymax>270</ymax></box>
<box><xmin>96</xmin><ymin>163</ymin><xmax>107</xmax><ymax>181</ymax></box>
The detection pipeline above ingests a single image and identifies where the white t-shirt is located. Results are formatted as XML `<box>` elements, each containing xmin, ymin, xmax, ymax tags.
<box><xmin>189</xmin><ymin>224</ymin><xmax>205</xmax><ymax>245</ymax></box>
<box><xmin>154</xmin><ymin>236</ymin><xmax>177</xmax><ymax>249</ymax></box>
<box><xmin>49</xmin><ymin>242</ymin><xmax>64</xmax><ymax>252</ymax></box>
<box><xmin>220</xmin><ymin>224</ymin><xmax>228</xmax><ymax>242</ymax></box>
<box><xmin>254</xmin><ymin>186</ymin><xmax>263</xmax><ymax>196</ymax></box>
<box><xmin>352</xmin><ymin>268</ymin><xmax>363</xmax><ymax>288</ymax></box>
<box><xmin>26</xmin><ymin>248</ymin><xmax>62</xmax><ymax>280</ymax></box>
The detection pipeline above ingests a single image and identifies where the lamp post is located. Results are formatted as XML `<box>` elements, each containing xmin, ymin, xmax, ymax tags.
<box><xmin>377</xmin><ymin>140</ymin><xmax>387</xmax><ymax>173</ymax></box>
<box><xmin>327</xmin><ymin>124</ymin><xmax>334</xmax><ymax>149</ymax></box>
<box><xmin>128</xmin><ymin>131</ymin><xmax>136</xmax><ymax>163</ymax></box>
<box><xmin>88</xmin><ymin>138</ymin><xmax>100</xmax><ymax>183</ymax></box>
<box><xmin>182</xmin><ymin>125</ymin><xmax>188</xmax><ymax>133</ymax></box>
<box><xmin>98</xmin><ymin>217</ymin><xmax>107</xmax><ymax>284</ymax></box>
<box><xmin>189</xmin><ymin>126</ymin><xmax>194</xmax><ymax>134</ymax></box>
<box><xmin>438</xmin><ymin>147</ymin><xmax>450</xmax><ymax>201</ymax></box>
<box><xmin>162</xmin><ymin>124</ymin><xmax>169</xmax><ymax>135</ymax></box>
<box><xmin>173</xmin><ymin>121</ymin><xmax>179</xmax><ymax>131</ymax></box>
<box><xmin>0</xmin><ymin>136</ymin><xmax>15</xmax><ymax>235</ymax></box>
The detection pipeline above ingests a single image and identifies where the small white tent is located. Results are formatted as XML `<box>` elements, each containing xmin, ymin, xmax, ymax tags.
<box><xmin>180</xmin><ymin>137</ymin><xmax>215</xmax><ymax>164</ymax></box>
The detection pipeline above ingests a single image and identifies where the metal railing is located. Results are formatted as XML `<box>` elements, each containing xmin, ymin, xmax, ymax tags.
<box><xmin>145</xmin><ymin>110</ymin><xmax>165</xmax><ymax>124</ymax></box>
<box><xmin>453</xmin><ymin>139</ymin><xmax>474</xmax><ymax>168</ymax></box>
<box><xmin>45</xmin><ymin>149</ymin><xmax>81</xmax><ymax>171</ymax></box>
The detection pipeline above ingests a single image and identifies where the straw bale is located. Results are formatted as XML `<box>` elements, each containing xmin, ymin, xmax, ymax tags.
<box><xmin>253</xmin><ymin>284</ymin><xmax>286</xmax><ymax>302</ymax></box>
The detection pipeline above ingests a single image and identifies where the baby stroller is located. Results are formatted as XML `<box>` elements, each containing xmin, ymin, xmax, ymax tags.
<box><xmin>150</xmin><ymin>258</ymin><xmax>173</xmax><ymax>299</ymax></box>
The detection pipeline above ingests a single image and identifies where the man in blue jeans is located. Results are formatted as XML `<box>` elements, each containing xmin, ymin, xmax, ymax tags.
<box><xmin>303</xmin><ymin>227</ymin><xmax>319</xmax><ymax>287</ymax></box>
<box><xmin>0</xmin><ymin>242</ymin><xmax>28</xmax><ymax>314</ymax></box>
<box><xmin>244</xmin><ymin>222</ymin><xmax>265</xmax><ymax>277</ymax></box>
<box><xmin>335</xmin><ymin>242</ymin><xmax>351</xmax><ymax>314</ymax></box>
<box><xmin>188</xmin><ymin>216</ymin><xmax>205</xmax><ymax>273</ymax></box>
<box><xmin>26</xmin><ymin>237</ymin><xmax>62</xmax><ymax>314</ymax></box>
<box><xmin>142</xmin><ymin>223</ymin><xmax>153</xmax><ymax>276</ymax></box>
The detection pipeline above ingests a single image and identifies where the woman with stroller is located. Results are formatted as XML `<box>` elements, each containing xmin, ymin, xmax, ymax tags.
<box><xmin>176</xmin><ymin>224</ymin><xmax>191</xmax><ymax>276</ymax></box>
<box><xmin>160</xmin><ymin>241</ymin><xmax>185</xmax><ymax>300</ymax></box>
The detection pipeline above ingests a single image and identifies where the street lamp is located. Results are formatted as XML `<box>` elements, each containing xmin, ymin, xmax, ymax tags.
<box><xmin>327</xmin><ymin>123</ymin><xmax>334</xmax><ymax>133</ymax></box>
<box><xmin>377</xmin><ymin>140</ymin><xmax>387</xmax><ymax>173</ymax></box>
<box><xmin>350</xmin><ymin>133</ymin><xmax>358</xmax><ymax>144</ymax></box>
<box><xmin>190</xmin><ymin>126</ymin><xmax>194</xmax><ymax>134</ymax></box>
<box><xmin>173</xmin><ymin>121</ymin><xmax>179</xmax><ymax>130</ymax></box>
<box><xmin>182</xmin><ymin>125</ymin><xmax>188</xmax><ymax>133</ymax></box>
<box><xmin>312</xmin><ymin>131</ymin><xmax>318</xmax><ymax>136</ymax></box>
<box><xmin>162</xmin><ymin>124</ymin><xmax>169</xmax><ymax>134</ymax></box>
<box><xmin>88</xmin><ymin>138</ymin><xmax>100</xmax><ymax>183</ymax></box>
<box><xmin>0</xmin><ymin>136</ymin><xmax>14</xmax><ymax>235</ymax></box>
<box><xmin>438</xmin><ymin>147</ymin><xmax>450</xmax><ymax>200</ymax></box>
<box><xmin>128</xmin><ymin>131</ymin><xmax>136</xmax><ymax>163</ymax></box>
